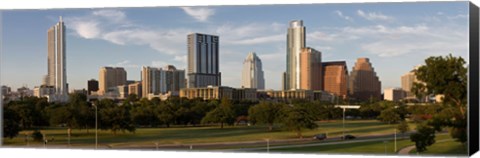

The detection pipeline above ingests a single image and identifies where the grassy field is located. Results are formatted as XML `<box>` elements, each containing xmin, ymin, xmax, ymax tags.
<box><xmin>410</xmin><ymin>138</ymin><xmax>467</xmax><ymax>156</ymax></box>
<box><xmin>3</xmin><ymin>120</ymin><xmax>413</xmax><ymax>148</ymax></box>
<box><xmin>268</xmin><ymin>134</ymin><xmax>466</xmax><ymax>156</ymax></box>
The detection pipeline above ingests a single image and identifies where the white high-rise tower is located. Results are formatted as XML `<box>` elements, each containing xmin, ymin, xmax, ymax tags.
<box><xmin>46</xmin><ymin>16</ymin><xmax>68</xmax><ymax>101</ymax></box>
<box><xmin>284</xmin><ymin>20</ymin><xmax>306</xmax><ymax>90</ymax></box>
<box><xmin>241</xmin><ymin>52</ymin><xmax>265</xmax><ymax>90</ymax></box>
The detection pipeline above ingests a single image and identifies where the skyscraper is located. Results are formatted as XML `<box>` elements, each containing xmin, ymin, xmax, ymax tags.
<box><xmin>141</xmin><ymin>65</ymin><xmax>185</xmax><ymax>98</ymax></box>
<box><xmin>98</xmin><ymin>67</ymin><xmax>127</xmax><ymax>95</ymax></box>
<box><xmin>401</xmin><ymin>65</ymin><xmax>422</xmax><ymax>99</ymax></box>
<box><xmin>46</xmin><ymin>16</ymin><xmax>68</xmax><ymax>101</ymax></box>
<box><xmin>299</xmin><ymin>47</ymin><xmax>322</xmax><ymax>90</ymax></box>
<box><xmin>285</xmin><ymin>20</ymin><xmax>306</xmax><ymax>90</ymax></box>
<box><xmin>349</xmin><ymin>58</ymin><xmax>381</xmax><ymax>101</ymax></box>
<box><xmin>322</xmin><ymin>61</ymin><xmax>349</xmax><ymax>98</ymax></box>
<box><xmin>187</xmin><ymin>33</ymin><xmax>221</xmax><ymax>88</ymax></box>
<box><xmin>241</xmin><ymin>52</ymin><xmax>265</xmax><ymax>90</ymax></box>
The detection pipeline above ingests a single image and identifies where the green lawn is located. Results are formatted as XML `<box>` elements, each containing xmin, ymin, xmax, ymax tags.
<box><xmin>410</xmin><ymin>138</ymin><xmax>467</xmax><ymax>156</ymax></box>
<box><xmin>2</xmin><ymin>120</ymin><xmax>414</xmax><ymax>148</ymax></box>
<box><xmin>269</xmin><ymin>134</ymin><xmax>465</xmax><ymax>156</ymax></box>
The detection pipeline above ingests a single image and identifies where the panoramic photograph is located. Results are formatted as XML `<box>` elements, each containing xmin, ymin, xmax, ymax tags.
<box><xmin>0</xmin><ymin>1</ymin><xmax>472</xmax><ymax>156</ymax></box>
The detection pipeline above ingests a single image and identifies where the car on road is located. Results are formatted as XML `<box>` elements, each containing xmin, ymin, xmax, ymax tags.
<box><xmin>313</xmin><ymin>133</ymin><xmax>327</xmax><ymax>140</ymax></box>
<box><xmin>341</xmin><ymin>134</ymin><xmax>356</xmax><ymax>140</ymax></box>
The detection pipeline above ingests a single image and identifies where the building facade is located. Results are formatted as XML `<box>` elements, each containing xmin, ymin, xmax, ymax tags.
<box><xmin>285</xmin><ymin>20</ymin><xmax>306</xmax><ymax>90</ymax></box>
<box><xmin>98</xmin><ymin>67</ymin><xmax>127</xmax><ymax>95</ymax></box>
<box><xmin>180</xmin><ymin>86</ymin><xmax>257</xmax><ymax>101</ymax></box>
<box><xmin>299</xmin><ymin>47</ymin><xmax>322</xmax><ymax>91</ymax></box>
<box><xmin>141</xmin><ymin>65</ymin><xmax>185</xmax><ymax>98</ymax></box>
<box><xmin>349</xmin><ymin>58</ymin><xmax>382</xmax><ymax>101</ymax></box>
<box><xmin>383</xmin><ymin>88</ymin><xmax>405</xmax><ymax>102</ymax></box>
<box><xmin>128</xmin><ymin>81</ymin><xmax>142</xmax><ymax>98</ymax></box>
<box><xmin>322</xmin><ymin>61</ymin><xmax>349</xmax><ymax>99</ymax></box>
<box><xmin>87</xmin><ymin>79</ymin><xmax>99</xmax><ymax>95</ymax></box>
<box><xmin>45</xmin><ymin>17</ymin><xmax>68</xmax><ymax>101</ymax></box>
<box><xmin>187</xmin><ymin>33</ymin><xmax>221</xmax><ymax>88</ymax></box>
<box><xmin>241</xmin><ymin>52</ymin><xmax>265</xmax><ymax>90</ymax></box>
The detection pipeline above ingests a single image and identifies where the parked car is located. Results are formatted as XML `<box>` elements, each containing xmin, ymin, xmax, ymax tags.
<box><xmin>341</xmin><ymin>134</ymin><xmax>356</xmax><ymax>140</ymax></box>
<box><xmin>313</xmin><ymin>133</ymin><xmax>327</xmax><ymax>140</ymax></box>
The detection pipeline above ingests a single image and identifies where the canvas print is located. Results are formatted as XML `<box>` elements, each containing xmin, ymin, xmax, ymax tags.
<box><xmin>0</xmin><ymin>1</ymin><xmax>478</xmax><ymax>157</ymax></box>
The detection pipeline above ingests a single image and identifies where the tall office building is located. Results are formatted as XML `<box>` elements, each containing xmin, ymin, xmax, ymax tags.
<box><xmin>384</xmin><ymin>88</ymin><xmax>405</xmax><ymax>101</ymax></box>
<box><xmin>187</xmin><ymin>33</ymin><xmax>221</xmax><ymax>88</ymax></box>
<box><xmin>241</xmin><ymin>52</ymin><xmax>265</xmax><ymax>90</ymax></box>
<box><xmin>285</xmin><ymin>20</ymin><xmax>306</xmax><ymax>90</ymax></box>
<box><xmin>141</xmin><ymin>65</ymin><xmax>185</xmax><ymax>98</ymax></box>
<box><xmin>98</xmin><ymin>67</ymin><xmax>127</xmax><ymax>95</ymax></box>
<box><xmin>322</xmin><ymin>61</ymin><xmax>349</xmax><ymax>98</ymax></box>
<box><xmin>401</xmin><ymin>65</ymin><xmax>422</xmax><ymax>99</ymax></box>
<box><xmin>299</xmin><ymin>47</ymin><xmax>322</xmax><ymax>90</ymax></box>
<box><xmin>45</xmin><ymin>17</ymin><xmax>68</xmax><ymax>101</ymax></box>
<box><xmin>87</xmin><ymin>79</ymin><xmax>99</xmax><ymax>95</ymax></box>
<box><xmin>349</xmin><ymin>58</ymin><xmax>381</xmax><ymax>101</ymax></box>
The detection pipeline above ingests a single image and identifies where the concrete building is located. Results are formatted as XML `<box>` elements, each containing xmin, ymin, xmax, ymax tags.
<box><xmin>241</xmin><ymin>52</ymin><xmax>265</xmax><ymax>90</ymax></box>
<box><xmin>72</xmin><ymin>89</ymin><xmax>88</xmax><ymax>95</ymax></box>
<box><xmin>349</xmin><ymin>58</ymin><xmax>381</xmax><ymax>101</ymax></box>
<box><xmin>98</xmin><ymin>67</ymin><xmax>127</xmax><ymax>95</ymax></box>
<box><xmin>141</xmin><ymin>65</ymin><xmax>185</xmax><ymax>98</ymax></box>
<box><xmin>401</xmin><ymin>65</ymin><xmax>424</xmax><ymax>100</ymax></box>
<box><xmin>33</xmin><ymin>85</ymin><xmax>55</xmax><ymax>98</ymax></box>
<box><xmin>128</xmin><ymin>81</ymin><xmax>142</xmax><ymax>98</ymax></box>
<box><xmin>87</xmin><ymin>79</ymin><xmax>99</xmax><ymax>95</ymax></box>
<box><xmin>322</xmin><ymin>61</ymin><xmax>349</xmax><ymax>99</ymax></box>
<box><xmin>180</xmin><ymin>86</ymin><xmax>257</xmax><ymax>101</ymax></box>
<box><xmin>284</xmin><ymin>20</ymin><xmax>306</xmax><ymax>90</ymax></box>
<box><xmin>17</xmin><ymin>87</ymin><xmax>34</xmax><ymax>98</ymax></box>
<box><xmin>299</xmin><ymin>47</ymin><xmax>322</xmax><ymax>91</ymax></box>
<box><xmin>45</xmin><ymin>17</ymin><xmax>68</xmax><ymax>102</ymax></box>
<box><xmin>1</xmin><ymin>85</ymin><xmax>11</xmax><ymax>96</ymax></box>
<box><xmin>383</xmin><ymin>88</ymin><xmax>405</xmax><ymax>101</ymax></box>
<box><xmin>187</xmin><ymin>33</ymin><xmax>221</xmax><ymax>88</ymax></box>
<box><xmin>261</xmin><ymin>89</ymin><xmax>334</xmax><ymax>102</ymax></box>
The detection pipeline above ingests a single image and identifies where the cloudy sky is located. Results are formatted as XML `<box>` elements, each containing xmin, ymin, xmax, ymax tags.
<box><xmin>1</xmin><ymin>1</ymin><xmax>469</xmax><ymax>91</ymax></box>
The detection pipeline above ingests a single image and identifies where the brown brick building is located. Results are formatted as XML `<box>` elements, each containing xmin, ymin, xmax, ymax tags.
<box><xmin>322</xmin><ymin>61</ymin><xmax>349</xmax><ymax>99</ymax></box>
<box><xmin>348</xmin><ymin>58</ymin><xmax>381</xmax><ymax>101</ymax></box>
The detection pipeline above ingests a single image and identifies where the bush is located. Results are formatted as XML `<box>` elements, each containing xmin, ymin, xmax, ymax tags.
<box><xmin>31</xmin><ymin>130</ymin><xmax>43</xmax><ymax>142</ymax></box>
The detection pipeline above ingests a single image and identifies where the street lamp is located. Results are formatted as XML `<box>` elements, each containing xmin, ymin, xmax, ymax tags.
<box><xmin>342</xmin><ymin>108</ymin><xmax>346</xmax><ymax>138</ymax></box>
<box><xmin>92</xmin><ymin>102</ymin><xmax>98</xmax><ymax>149</ymax></box>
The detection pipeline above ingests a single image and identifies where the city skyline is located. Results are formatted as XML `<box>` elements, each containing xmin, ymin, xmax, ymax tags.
<box><xmin>0</xmin><ymin>2</ymin><xmax>469</xmax><ymax>91</ymax></box>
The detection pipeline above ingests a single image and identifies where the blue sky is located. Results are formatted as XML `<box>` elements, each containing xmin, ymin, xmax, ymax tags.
<box><xmin>1</xmin><ymin>2</ymin><xmax>469</xmax><ymax>91</ymax></box>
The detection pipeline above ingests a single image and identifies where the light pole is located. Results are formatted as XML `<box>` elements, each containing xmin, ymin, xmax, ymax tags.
<box><xmin>342</xmin><ymin>108</ymin><xmax>346</xmax><ymax>138</ymax></box>
<box><xmin>384</xmin><ymin>140</ymin><xmax>387</xmax><ymax>154</ymax></box>
<box><xmin>267</xmin><ymin>139</ymin><xmax>270</xmax><ymax>153</ymax></box>
<box><xmin>92</xmin><ymin>102</ymin><xmax>98</xmax><ymax>149</ymax></box>
<box><xmin>394</xmin><ymin>128</ymin><xmax>397</xmax><ymax>152</ymax></box>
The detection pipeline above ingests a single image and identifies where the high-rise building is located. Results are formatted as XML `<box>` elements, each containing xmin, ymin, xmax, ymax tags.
<box><xmin>141</xmin><ymin>65</ymin><xmax>185</xmax><ymax>98</ymax></box>
<box><xmin>87</xmin><ymin>79</ymin><xmax>99</xmax><ymax>95</ymax></box>
<box><xmin>322</xmin><ymin>61</ymin><xmax>349</xmax><ymax>98</ymax></box>
<box><xmin>98</xmin><ymin>67</ymin><xmax>127</xmax><ymax>95</ymax></box>
<box><xmin>384</xmin><ymin>88</ymin><xmax>406</xmax><ymax>101</ymax></box>
<box><xmin>299</xmin><ymin>47</ymin><xmax>322</xmax><ymax>90</ymax></box>
<box><xmin>401</xmin><ymin>65</ymin><xmax>422</xmax><ymax>99</ymax></box>
<box><xmin>241</xmin><ymin>52</ymin><xmax>265</xmax><ymax>90</ymax></box>
<box><xmin>128</xmin><ymin>81</ymin><xmax>142</xmax><ymax>98</ymax></box>
<box><xmin>285</xmin><ymin>20</ymin><xmax>306</xmax><ymax>90</ymax></box>
<box><xmin>187</xmin><ymin>33</ymin><xmax>221</xmax><ymax>88</ymax></box>
<box><xmin>349</xmin><ymin>58</ymin><xmax>381</xmax><ymax>101</ymax></box>
<box><xmin>45</xmin><ymin>17</ymin><xmax>68</xmax><ymax>101</ymax></box>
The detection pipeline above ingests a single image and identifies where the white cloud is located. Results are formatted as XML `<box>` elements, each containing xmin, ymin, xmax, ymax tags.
<box><xmin>229</xmin><ymin>34</ymin><xmax>284</xmax><ymax>45</ymax></box>
<box><xmin>92</xmin><ymin>10</ymin><xmax>126</xmax><ymax>23</ymax></box>
<box><xmin>151</xmin><ymin>61</ymin><xmax>169</xmax><ymax>67</ymax></box>
<box><xmin>69</xmin><ymin>20</ymin><xmax>101</xmax><ymax>39</ymax></box>
<box><xmin>109</xmin><ymin>60</ymin><xmax>139</xmax><ymax>68</ymax></box>
<box><xmin>357</xmin><ymin>10</ymin><xmax>393</xmax><ymax>21</ymax></box>
<box><xmin>334</xmin><ymin>10</ymin><xmax>353</xmax><ymax>22</ymax></box>
<box><xmin>180</xmin><ymin>7</ymin><xmax>215</xmax><ymax>22</ymax></box>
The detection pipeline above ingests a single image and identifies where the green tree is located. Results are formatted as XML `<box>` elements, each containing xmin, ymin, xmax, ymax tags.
<box><xmin>248</xmin><ymin>101</ymin><xmax>285</xmax><ymax>131</ymax></box>
<box><xmin>201</xmin><ymin>97</ymin><xmax>235</xmax><ymax>129</ymax></box>
<box><xmin>282</xmin><ymin>105</ymin><xmax>318</xmax><ymax>138</ymax></box>
<box><xmin>397</xmin><ymin>120</ymin><xmax>410</xmax><ymax>139</ymax></box>
<box><xmin>155</xmin><ymin>102</ymin><xmax>176</xmax><ymax>127</ymax></box>
<box><xmin>410</xmin><ymin>123</ymin><xmax>436</xmax><ymax>153</ymax></box>
<box><xmin>377</xmin><ymin>108</ymin><xmax>401</xmax><ymax>124</ymax></box>
<box><xmin>3</xmin><ymin>106</ymin><xmax>21</xmax><ymax>139</ymax></box>
<box><xmin>412</xmin><ymin>54</ymin><xmax>467</xmax><ymax>143</ymax></box>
